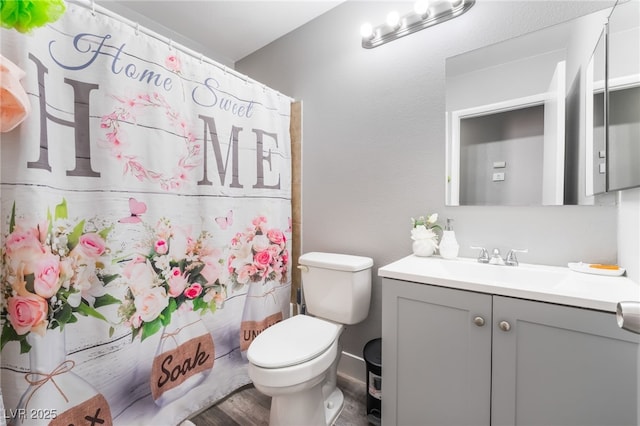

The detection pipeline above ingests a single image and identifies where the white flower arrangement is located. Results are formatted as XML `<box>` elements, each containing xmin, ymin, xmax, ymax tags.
<box><xmin>410</xmin><ymin>213</ymin><xmax>442</xmax><ymax>256</ymax></box>
<box><xmin>411</xmin><ymin>213</ymin><xmax>441</xmax><ymax>237</ymax></box>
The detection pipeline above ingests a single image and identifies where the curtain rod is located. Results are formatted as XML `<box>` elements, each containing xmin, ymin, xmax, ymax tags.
<box><xmin>65</xmin><ymin>0</ymin><xmax>293</xmax><ymax>102</ymax></box>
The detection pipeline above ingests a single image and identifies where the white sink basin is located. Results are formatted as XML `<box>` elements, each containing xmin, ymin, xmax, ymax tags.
<box><xmin>433</xmin><ymin>257</ymin><xmax>570</xmax><ymax>288</ymax></box>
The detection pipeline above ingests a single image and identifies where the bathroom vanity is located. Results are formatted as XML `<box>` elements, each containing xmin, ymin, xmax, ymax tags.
<box><xmin>379</xmin><ymin>256</ymin><xmax>640</xmax><ymax>426</ymax></box>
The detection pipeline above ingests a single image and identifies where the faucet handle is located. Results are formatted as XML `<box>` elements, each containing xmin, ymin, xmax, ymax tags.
<box><xmin>470</xmin><ymin>246</ymin><xmax>489</xmax><ymax>264</ymax></box>
<box><xmin>506</xmin><ymin>249</ymin><xmax>528</xmax><ymax>266</ymax></box>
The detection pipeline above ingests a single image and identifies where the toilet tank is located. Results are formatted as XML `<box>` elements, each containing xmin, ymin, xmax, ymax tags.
<box><xmin>299</xmin><ymin>252</ymin><xmax>373</xmax><ymax>325</ymax></box>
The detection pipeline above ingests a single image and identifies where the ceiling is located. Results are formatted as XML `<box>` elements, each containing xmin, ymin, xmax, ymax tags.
<box><xmin>104</xmin><ymin>1</ymin><xmax>345</xmax><ymax>64</ymax></box>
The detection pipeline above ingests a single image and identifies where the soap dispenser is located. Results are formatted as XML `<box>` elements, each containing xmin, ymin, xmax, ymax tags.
<box><xmin>439</xmin><ymin>218</ymin><xmax>459</xmax><ymax>259</ymax></box>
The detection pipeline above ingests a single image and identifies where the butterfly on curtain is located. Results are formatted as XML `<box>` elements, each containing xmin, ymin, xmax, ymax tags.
<box><xmin>119</xmin><ymin>197</ymin><xmax>147</xmax><ymax>224</ymax></box>
<box><xmin>215</xmin><ymin>210</ymin><xmax>233</xmax><ymax>230</ymax></box>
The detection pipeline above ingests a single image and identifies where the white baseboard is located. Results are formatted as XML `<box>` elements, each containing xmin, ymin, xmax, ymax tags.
<box><xmin>338</xmin><ymin>350</ymin><xmax>366</xmax><ymax>384</ymax></box>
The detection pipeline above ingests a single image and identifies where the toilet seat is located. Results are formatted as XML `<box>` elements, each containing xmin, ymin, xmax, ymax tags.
<box><xmin>248</xmin><ymin>314</ymin><xmax>342</xmax><ymax>369</ymax></box>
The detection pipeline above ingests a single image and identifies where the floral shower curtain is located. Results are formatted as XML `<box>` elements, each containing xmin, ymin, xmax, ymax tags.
<box><xmin>0</xmin><ymin>2</ymin><xmax>292</xmax><ymax>425</ymax></box>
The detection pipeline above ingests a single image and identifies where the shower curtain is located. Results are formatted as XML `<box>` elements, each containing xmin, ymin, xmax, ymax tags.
<box><xmin>0</xmin><ymin>2</ymin><xmax>292</xmax><ymax>425</ymax></box>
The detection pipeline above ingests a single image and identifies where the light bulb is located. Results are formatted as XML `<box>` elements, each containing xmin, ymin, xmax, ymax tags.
<box><xmin>360</xmin><ymin>22</ymin><xmax>374</xmax><ymax>39</ymax></box>
<box><xmin>386</xmin><ymin>11</ymin><xmax>401</xmax><ymax>29</ymax></box>
<box><xmin>414</xmin><ymin>0</ymin><xmax>430</xmax><ymax>17</ymax></box>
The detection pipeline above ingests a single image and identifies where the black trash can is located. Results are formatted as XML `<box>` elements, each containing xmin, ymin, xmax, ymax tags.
<box><xmin>363</xmin><ymin>338</ymin><xmax>382</xmax><ymax>425</ymax></box>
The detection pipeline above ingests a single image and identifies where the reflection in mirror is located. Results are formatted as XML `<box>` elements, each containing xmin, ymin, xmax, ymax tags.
<box><xmin>446</xmin><ymin>7</ymin><xmax>613</xmax><ymax>206</ymax></box>
<box><xmin>586</xmin><ymin>27</ymin><xmax>607</xmax><ymax>196</ymax></box>
<box><xmin>606</xmin><ymin>0</ymin><xmax>640</xmax><ymax>192</ymax></box>
<box><xmin>459</xmin><ymin>106</ymin><xmax>545</xmax><ymax>205</ymax></box>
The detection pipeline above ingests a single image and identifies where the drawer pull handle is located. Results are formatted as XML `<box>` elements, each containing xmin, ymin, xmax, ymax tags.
<box><xmin>473</xmin><ymin>316</ymin><xmax>485</xmax><ymax>327</ymax></box>
<box><xmin>499</xmin><ymin>321</ymin><xmax>511</xmax><ymax>332</ymax></box>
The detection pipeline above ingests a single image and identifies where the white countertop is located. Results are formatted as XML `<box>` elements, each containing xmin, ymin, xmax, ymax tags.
<box><xmin>378</xmin><ymin>255</ymin><xmax>640</xmax><ymax>313</ymax></box>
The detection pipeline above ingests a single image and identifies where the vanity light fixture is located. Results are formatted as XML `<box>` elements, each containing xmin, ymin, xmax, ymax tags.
<box><xmin>361</xmin><ymin>0</ymin><xmax>475</xmax><ymax>48</ymax></box>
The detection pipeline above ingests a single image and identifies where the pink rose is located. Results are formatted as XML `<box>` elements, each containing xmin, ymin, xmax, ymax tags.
<box><xmin>266</xmin><ymin>229</ymin><xmax>285</xmax><ymax>245</ymax></box>
<box><xmin>0</xmin><ymin>56</ymin><xmax>31</xmax><ymax>132</ymax></box>
<box><xmin>5</xmin><ymin>228</ymin><xmax>44</xmax><ymax>268</ymax></box>
<box><xmin>134</xmin><ymin>287</ymin><xmax>169</xmax><ymax>323</ymax></box>
<box><xmin>76</xmin><ymin>233</ymin><xmax>106</xmax><ymax>258</ymax></box>
<box><xmin>184</xmin><ymin>283</ymin><xmax>203</xmax><ymax>299</ymax></box>
<box><xmin>155</xmin><ymin>239</ymin><xmax>168</xmax><ymax>254</ymax></box>
<box><xmin>7</xmin><ymin>294</ymin><xmax>48</xmax><ymax>335</ymax></box>
<box><xmin>168</xmin><ymin>267</ymin><xmax>188</xmax><ymax>297</ymax></box>
<box><xmin>33</xmin><ymin>253</ymin><xmax>61</xmax><ymax>298</ymax></box>
<box><xmin>267</xmin><ymin>244</ymin><xmax>281</xmax><ymax>257</ymax></box>
<box><xmin>254</xmin><ymin>251</ymin><xmax>273</xmax><ymax>269</ymax></box>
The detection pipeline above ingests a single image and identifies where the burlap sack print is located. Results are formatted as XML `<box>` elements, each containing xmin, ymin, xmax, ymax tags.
<box><xmin>50</xmin><ymin>394</ymin><xmax>112</xmax><ymax>426</ymax></box>
<box><xmin>240</xmin><ymin>312</ymin><xmax>283</xmax><ymax>351</ymax></box>
<box><xmin>150</xmin><ymin>334</ymin><xmax>215</xmax><ymax>400</ymax></box>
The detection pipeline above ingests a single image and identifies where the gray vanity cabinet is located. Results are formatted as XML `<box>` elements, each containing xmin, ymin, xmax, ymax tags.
<box><xmin>491</xmin><ymin>295</ymin><xmax>639</xmax><ymax>426</ymax></box>
<box><xmin>381</xmin><ymin>278</ymin><xmax>493</xmax><ymax>426</ymax></box>
<box><xmin>382</xmin><ymin>278</ymin><xmax>640</xmax><ymax>426</ymax></box>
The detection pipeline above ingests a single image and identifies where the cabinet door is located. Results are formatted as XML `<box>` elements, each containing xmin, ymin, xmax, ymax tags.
<box><xmin>382</xmin><ymin>279</ymin><xmax>492</xmax><ymax>426</ymax></box>
<box><xmin>492</xmin><ymin>296</ymin><xmax>640</xmax><ymax>426</ymax></box>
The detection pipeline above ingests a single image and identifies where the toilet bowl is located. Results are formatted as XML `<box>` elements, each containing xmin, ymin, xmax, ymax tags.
<box><xmin>248</xmin><ymin>314</ymin><xmax>345</xmax><ymax>426</ymax></box>
<box><xmin>247</xmin><ymin>252</ymin><xmax>373</xmax><ymax>426</ymax></box>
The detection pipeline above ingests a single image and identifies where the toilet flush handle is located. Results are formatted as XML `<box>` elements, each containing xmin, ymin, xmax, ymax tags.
<box><xmin>297</xmin><ymin>265</ymin><xmax>309</xmax><ymax>273</ymax></box>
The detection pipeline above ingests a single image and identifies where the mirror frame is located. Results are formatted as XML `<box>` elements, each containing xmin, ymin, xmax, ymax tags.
<box><xmin>603</xmin><ymin>0</ymin><xmax>640</xmax><ymax>193</ymax></box>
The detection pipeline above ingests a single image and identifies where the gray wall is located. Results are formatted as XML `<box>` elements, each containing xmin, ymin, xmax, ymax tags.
<box><xmin>609</xmin><ymin>87</ymin><xmax>640</xmax><ymax>190</ymax></box>
<box><xmin>237</xmin><ymin>0</ymin><xmax>620</xmax><ymax>380</ymax></box>
<box><xmin>460</xmin><ymin>106</ymin><xmax>544</xmax><ymax>206</ymax></box>
<box><xmin>447</xmin><ymin>49</ymin><xmax>566</xmax><ymax>111</ymax></box>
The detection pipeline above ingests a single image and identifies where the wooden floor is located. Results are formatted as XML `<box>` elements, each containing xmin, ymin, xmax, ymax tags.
<box><xmin>188</xmin><ymin>373</ymin><xmax>372</xmax><ymax>426</ymax></box>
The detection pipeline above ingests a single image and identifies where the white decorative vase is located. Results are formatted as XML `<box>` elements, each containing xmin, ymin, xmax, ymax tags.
<box><xmin>13</xmin><ymin>330</ymin><xmax>112</xmax><ymax>426</ymax></box>
<box><xmin>150</xmin><ymin>306</ymin><xmax>215</xmax><ymax>407</ymax></box>
<box><xmin>412</xmin><ymin>239</ymin><xmax>437</xmax><ymax>257</ymax></box>
<box><xmin>239</xmin><ymin>280</ymin><xmax>286</xmax><ymax>360</ymax></box>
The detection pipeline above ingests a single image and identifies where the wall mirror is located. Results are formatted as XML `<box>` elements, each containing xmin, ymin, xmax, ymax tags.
<box><xmin>445</xmin><ymin>7</ymin><xmax>613</xmax><ymax>206</ymax></box>
<box><xmin>604</xmin><ymin>0</ymin><xmax>640</xmax><ymax>193</ymax></box>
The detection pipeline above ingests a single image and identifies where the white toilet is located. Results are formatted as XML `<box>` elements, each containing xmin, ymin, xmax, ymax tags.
<box><xmin>247</xmin><ymin>252</ymin><xmax>373</xmax><ymax>426</ymax></box>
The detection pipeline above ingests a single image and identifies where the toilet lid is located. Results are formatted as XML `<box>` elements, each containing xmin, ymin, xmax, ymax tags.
<box><xmin>247</xmin><ymin>315</ymin><xmax>342</xmax><ymax>369</ymax></box>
